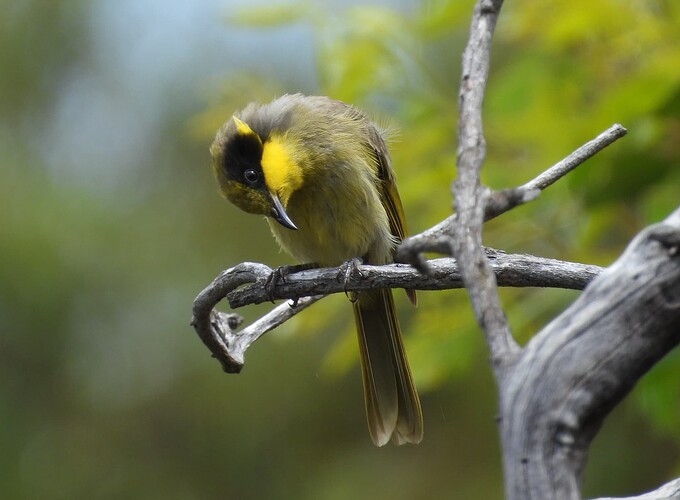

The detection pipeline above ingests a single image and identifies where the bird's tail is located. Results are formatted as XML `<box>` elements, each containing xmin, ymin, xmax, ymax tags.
<box><xmin>353</xmin><ymin>288</ymin><xmax>423</xmax><ymax>446</ymax></box>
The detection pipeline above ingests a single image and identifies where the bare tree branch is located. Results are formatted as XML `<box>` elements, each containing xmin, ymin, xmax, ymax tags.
<box><xmin>422</xmin><ymin>1</ymin><xmax>680</xmax><ymax>498</ymax></box>
<box><xmin>519</xmin><ymin>125</ymin><xmax>627</xmax><ymax>193</ymax></box>
<box><xmin>192</xmin><ymin>253</ymin><xmax>602</xmax><ymax>373</ymax></box>
<box><xmin>191</xmin><ymin>262</ymin><xmax>322</xmax><ymax>373</ymax></box>
<box><xmin>228</xmin><ymin>253</ymin><xmax>600</xmax><ymax>308</ymax></box>
<box><xmin>485</xmin><ymin>123</ymin><xmax>627</xmax><ymax>220</ymax></box>
<box><xmin>592</xmin><ymin>477</ymin><xmax>680</xmax><ymax>500</ymax></box>
<box><xmin>396</xmin><ymin>123</ymin><xmax>627</xmax><ymax>274</ymax></box>
<box><xmin>501</xmin><ymin>206</ymin><xmax>680</xmax><ymax>499</ymax></box>
<box><xmin>449</xmin><ymin>0</ymin><xmax>518</xmax><ymax>372</ymax></box>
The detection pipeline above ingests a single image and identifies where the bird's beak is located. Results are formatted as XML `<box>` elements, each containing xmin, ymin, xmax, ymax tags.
<box><xmin>270</xmin><ymin>193</ymin><xmax>298</xmax><ymax>230</ymax></box>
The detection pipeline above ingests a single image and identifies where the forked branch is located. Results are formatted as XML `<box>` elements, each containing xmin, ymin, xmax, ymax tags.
<box><xmin>449</xmin><ymin>0</ymin><xmax>516</xmax><ymax>370</ymax></box>
<box><xmin>396</xmin><ymin>123</ymin><xmax>627</xmax><ymax>273</ymax></box>
<box><xmin>191</xmin><ymin>253</ymin><xmax>602</xmax><ymax>373</ymax></box>
<box><xmin>442</xmin><ymin>0</ymin><xmax>680</xmax><ymax>499</ymax></box>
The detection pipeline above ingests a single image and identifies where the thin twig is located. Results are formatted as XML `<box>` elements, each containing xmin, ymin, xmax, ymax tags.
<box><xmin>396</xmin><ymin>123</ymin><xmax>628</xmax><ymax>272</ymax></box>
<box><xmin>191</xmin><ymin>261</ymin><xmax>323</xmax><ymax>372</ymax></box>
<box><xmin>226</xmin><ymin>295</ymin><xmax>322</xmax><ymax>372</ymax></box>
<box><xmin>521</xmin><ymin>124</ymin><xmax>627</xmax><ymax>193</ymax></box>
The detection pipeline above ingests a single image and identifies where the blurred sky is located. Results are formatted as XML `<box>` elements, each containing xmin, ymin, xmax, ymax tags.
<box><xmin>42</xmin><ymin>0</ymin><xmax>309</xmax><ymax>193</ymax></box>
<box><xmin>39</xmin><ymin>0</ymin><xmax>416</xmax><ymax>195</ymax></box>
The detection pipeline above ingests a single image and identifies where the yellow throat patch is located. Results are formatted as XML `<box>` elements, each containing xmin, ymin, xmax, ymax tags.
<box><xmin>261</xmin><ymin>134</ymin><xmax>303</xmax><ymax>207</ymax></box>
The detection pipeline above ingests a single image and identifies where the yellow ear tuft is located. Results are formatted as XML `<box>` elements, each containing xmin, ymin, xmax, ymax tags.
<box><xmin>233</xmin><ymin>116</ymin><xmax>255</xmax><ymax>137</ymax></box>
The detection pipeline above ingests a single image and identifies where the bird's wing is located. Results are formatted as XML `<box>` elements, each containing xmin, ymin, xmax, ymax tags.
<box><xmin>367</xmin><ymin>125</ymin><xmax>417</xmax><ymax>306</ymax></box>
<box><xmin>366</xmin><ymin>126</ymin><xmax>407</xmax><ymax>242</ymax></box>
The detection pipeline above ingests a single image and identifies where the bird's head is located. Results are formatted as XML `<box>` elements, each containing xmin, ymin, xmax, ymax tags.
<box><xmin>210</xmin><ymin>115</ymin><xmax>301</xmax><ymax>230</ymax></box>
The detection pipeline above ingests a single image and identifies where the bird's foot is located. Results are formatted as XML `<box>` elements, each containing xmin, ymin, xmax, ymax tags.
<box><xmin>336</xmin><ymin>257</ymin><xmax>364</xmax><ymax>302</ymax></box>
<box><xmin>265</xmin><ymin>263</ymin><xmax>318</xmax><ymax>305</ymax></box>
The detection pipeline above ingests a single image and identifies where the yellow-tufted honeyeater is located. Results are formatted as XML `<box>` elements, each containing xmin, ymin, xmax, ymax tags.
<box><xmin>210</xmin><ymin>94</ymin><xmax>423</xmax><ymax>446</ymax></box>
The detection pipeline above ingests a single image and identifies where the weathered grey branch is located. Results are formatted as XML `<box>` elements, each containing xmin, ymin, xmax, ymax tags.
<box><xmin>396</xmin><ymin>123</ymin><xmax>627</xmax><ymax>274</ymax></box>
<box><xmin>592</xmin><ymin>477</ymin><xmax>680</xmax><ymax>500</ymax></box>
<box><xmin>191</xmin><ymin>263</ymin><xmax>322</xmax><ymax>373</ymax></box>
<box><xmin>229</xmin><ymin>253</ymin><xmax>600</xmax><ymax>307</ymax></box>
<box><xmin>518</xmin><ymin>125</ymin><xmax>627</xmax><ymax>194</ymax></box>
<box><xmin>501</xmin><ymin>207</ymin><xmax>680</xmax><ymax>499</ymax></box>
<box><xmin>191</xmin><ymin>253</ymin><xmax>602</xmax><ymax>373</ymax></box>
<box><xmin>436</xmin><ymin>0</ymin><xmax>680</xmax><ymax>499</ymax></box>
<box><xmin>450</xmin><ymin>0</ymin><xmax>517</xmax><ymax>372</ymax></box>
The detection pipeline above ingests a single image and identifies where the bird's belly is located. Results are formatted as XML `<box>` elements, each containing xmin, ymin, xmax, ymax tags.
<box><xmin>269</xmin><ymin>213</ymin><xmax>371</xmax><ymax>266</ymax></box>
<box><xmin>268</xmin><ymin>188</ymin><xmax>393</xmax><ymax>267</ymax></box>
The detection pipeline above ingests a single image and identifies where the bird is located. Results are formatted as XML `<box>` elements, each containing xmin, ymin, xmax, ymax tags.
<box><xmin>210</xmin><ymin>94</ymin><xmax>422</xmax><ymax>446</ymax></box>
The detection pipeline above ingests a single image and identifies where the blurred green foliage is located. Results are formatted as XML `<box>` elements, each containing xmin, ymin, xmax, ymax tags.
<box><xmin>2</xmin><ymin>0</ymin><xmax>679</xmax><ymax>498</ymax></box>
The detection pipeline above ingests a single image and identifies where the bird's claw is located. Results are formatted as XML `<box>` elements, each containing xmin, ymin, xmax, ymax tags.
<box><xmin>264</xmin><ymin>266</ymin><xmax>289</xmax><ymax>303</ymax></box>
<box><xmin>336</xmin><ymin>257</ymin><xmax>364</xmax><ymax>300</ymax></box>
<box><xmin>264</xmin><ymin>263</ymin><xmax>318</xmax><ymax>303</ymax></box>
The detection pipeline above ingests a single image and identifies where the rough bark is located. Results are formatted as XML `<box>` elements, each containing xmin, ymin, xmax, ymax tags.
<box><xmin>501</xmin><ymin>208</ymin><xmax>680</xmax><ymax>499</ymax></box>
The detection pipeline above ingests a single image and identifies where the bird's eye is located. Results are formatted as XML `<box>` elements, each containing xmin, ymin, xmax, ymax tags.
<box><xmin>244</xmin><ymin>169</ymin><xmax>259</xmax><ymax>185</ymax></box>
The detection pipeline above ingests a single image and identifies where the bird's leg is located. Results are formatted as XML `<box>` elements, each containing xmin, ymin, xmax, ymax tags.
<box><xmin>265</xmin><ymin>262</ymin><xmax>318</xmax><ymax>305</ymax></box>
<box><xmin>336</xmin><ymin>257</ymin><xmax>365</xmax><ymax>302</ymax></box>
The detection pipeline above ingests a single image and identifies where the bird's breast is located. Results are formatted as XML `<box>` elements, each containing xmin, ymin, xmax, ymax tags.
<box><xmin>267</xmin><ymin>169</ymin><xmax>394</xmax><ymax>267</ymax></box>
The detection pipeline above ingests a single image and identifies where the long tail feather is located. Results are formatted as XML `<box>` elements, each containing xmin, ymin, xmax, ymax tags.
<box><xmin>353</xmin><ymin>288</ymin><xmax>423</xmax><ymax>446</ymax></box>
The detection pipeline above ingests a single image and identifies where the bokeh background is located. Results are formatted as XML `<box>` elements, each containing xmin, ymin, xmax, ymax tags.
<box><xmin>2</xmin><ymin>0</ymin><xmax>679</xmax><ymax>498</ymax></box>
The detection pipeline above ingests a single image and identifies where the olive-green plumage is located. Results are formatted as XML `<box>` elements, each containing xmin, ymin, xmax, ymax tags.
<box><xmin>210</xmin><ymin>94</ymin><xmax>423</xmax><ymax>446</ymax></box>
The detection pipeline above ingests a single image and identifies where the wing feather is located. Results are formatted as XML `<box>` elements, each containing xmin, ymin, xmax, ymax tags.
<box><xmin>366</xmin><ymin>125</ymin><xmax>417</xmax><ymax>305</ymax></box>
